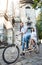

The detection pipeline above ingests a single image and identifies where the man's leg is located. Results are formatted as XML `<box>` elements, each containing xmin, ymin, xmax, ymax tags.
<box><xmin>20</xmin><ymin>37</ymin><xmax>25</xmax><ymax>56</ymax></box>
<box><xmin>22</xmin><ymin>37</ymin><xmax>25</xmax><ymax>51</ymax></box>
<box><xmin>25</xmin><ymin>35</ymin><xmax>31</xmax><ymax>49</ymax></box>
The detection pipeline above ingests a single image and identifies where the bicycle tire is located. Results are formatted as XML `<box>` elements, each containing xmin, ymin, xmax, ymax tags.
<box><xmin>34</xmin><ymin>45</ymin><xmax>39</xmax><ymax>54</ymax></box>
<box><xmin>2</xmin><ymin>44</ymin><xmax>19</xmax><ymax>64</ymax></box>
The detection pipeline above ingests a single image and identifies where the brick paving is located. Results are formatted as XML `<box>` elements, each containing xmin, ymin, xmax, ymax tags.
<box><xmin>0</xmin><ymin>44</ymin><xmax>42</xmax><ymax>65</ymax></box>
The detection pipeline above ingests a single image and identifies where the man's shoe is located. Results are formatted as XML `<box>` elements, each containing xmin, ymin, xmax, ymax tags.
<box><xmin>20</xmin><ymin>52</ymin><xmax>25</xmax><ymax>56</ymax></box>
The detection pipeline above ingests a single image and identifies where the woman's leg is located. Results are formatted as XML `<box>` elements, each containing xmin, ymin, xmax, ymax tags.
<box><xmin>31</xmin><ymin>39</ymin><xmax>36</xmax><ymax>47</ymax></box>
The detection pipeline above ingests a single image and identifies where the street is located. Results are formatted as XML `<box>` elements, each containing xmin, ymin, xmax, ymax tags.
<box><xmin>0</xmin><ymin>44</ymin><xmax>42</xmax><ymax>65</ymax></box>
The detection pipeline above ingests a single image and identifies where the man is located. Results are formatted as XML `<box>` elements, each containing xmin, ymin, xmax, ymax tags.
<box><xmin>17</xmin><ymin>22</ymin><xmax>31</xmax><ymax>55</ymax></box>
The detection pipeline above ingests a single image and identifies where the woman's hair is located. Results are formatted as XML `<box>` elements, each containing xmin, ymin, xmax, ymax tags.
<box><xmin>31</xmin><ymin>28</ymin><xmax>35</xmax><ymax>32</ymax></box>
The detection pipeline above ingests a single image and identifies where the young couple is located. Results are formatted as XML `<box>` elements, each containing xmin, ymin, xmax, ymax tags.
<box><xmin>17</xmin><ymin>22</ymin><xmax>37</xmax><ymax>56</ymax></box>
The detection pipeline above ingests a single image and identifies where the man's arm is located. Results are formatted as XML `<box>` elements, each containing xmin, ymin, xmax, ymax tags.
<box><xmin>23</xmin><ymin>28</ymin><xmax>28</xmax><ymax>34</ymax></box>
<box><xmin>16</xmin><ymin>26</ymin><xmax>28</xmax><ymax>36</ymax></box>
<box><xmin>17</xmin><ymin>29</ymin><xmax>28</xmax><ymax>36</ymax></box>
<box><xmin>16</xmin><ymin>32</ymin><xmax>23</xmax><ymax>36</ymax></box>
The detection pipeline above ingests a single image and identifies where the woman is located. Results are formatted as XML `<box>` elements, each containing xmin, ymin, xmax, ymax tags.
<box><xmin>29</xmin><ymin>28</ymin><xmax>37</xmax><ymax>49</ymax></box>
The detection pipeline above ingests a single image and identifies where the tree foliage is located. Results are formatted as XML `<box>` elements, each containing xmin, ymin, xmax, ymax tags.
<box><xmin>32</xmin><ymin>0</ymin><xmax>42</xmax><ymax>8</ymax></box>
<box><xmin>32</xmin><ymin>0</ymin><xmax>42</xmax><ymax>39</ymax></box>
<box><xmin>36</xmin><ymin>11</ymin><xmax>42</xmax><ymax>39</ymax></box>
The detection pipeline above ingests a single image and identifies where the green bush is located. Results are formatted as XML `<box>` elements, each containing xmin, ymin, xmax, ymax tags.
<box><xmin>36</xmin><ymin>20</ymin><xmax>42</xmax><ymax>39</ymax></box>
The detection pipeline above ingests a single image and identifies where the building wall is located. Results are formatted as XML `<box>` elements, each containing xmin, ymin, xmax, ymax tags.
<box><xmin>0</xmin><ymin>17</ymin><xmax>4</xmax><ymax>41</ymax></box>
<box><xmin>0</xmin><ymin>3</ymin><xmax>37</xmax><ymax>45</ymax></box>
<box><xmin>20</xmin><ymin>4</ymin><xmax>37</xmax><ymax>31</ymax></box>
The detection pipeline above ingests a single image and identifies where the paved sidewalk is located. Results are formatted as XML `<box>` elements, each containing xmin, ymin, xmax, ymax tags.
<box><xmin>0</xmin><ymin>44</ymin><xmax>42</xmax><ymax>65</ymax></box>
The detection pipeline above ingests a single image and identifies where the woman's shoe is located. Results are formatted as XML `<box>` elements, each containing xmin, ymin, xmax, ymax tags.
<box><xmin>28</xmin><ymin>48</ymin><xmax>32</xmax><ymax>50</ymax></box>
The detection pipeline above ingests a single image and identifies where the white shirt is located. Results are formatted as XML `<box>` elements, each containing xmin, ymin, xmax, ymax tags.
<box><xmin>31</xmin><ymin>31</ymin><xmax>37</xmax><ymax>43</ymax></box>
<box><xmin>21</xmin><ymin>25</ymin><xmax>31</xmax><ymax>38</ymax></box>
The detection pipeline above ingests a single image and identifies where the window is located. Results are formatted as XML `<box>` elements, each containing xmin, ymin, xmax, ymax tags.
<box><xmin>26</xmin><ymin>6</ymin><xmax>30</xmax><ymax>9</ymax></box>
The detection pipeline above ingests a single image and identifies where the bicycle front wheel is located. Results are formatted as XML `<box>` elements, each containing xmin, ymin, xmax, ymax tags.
<box><xmin>2</xmin><ymin>44</ymin><xmax>19</xmax><ymax>64</ymax></box>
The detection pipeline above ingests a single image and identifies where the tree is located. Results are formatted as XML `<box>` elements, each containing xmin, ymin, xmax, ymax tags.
<box><xmin>32</xmin><ymin>0</ymin><xmax>42</xmax><ymax>8</ymax></box>
<box><xmin>36</xmin><ymin>8</ymin><xmax>42</xmax><ymax>39</ymax></box>
<box><xmin>32</xmin><ymin>0</ymin><xmax>42</xmax><ymax>39</ymax></box>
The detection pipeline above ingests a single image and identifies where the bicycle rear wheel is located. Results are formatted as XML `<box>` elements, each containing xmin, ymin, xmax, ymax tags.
<box><xmin>34</xmin><ymin>44</ymin><xmax>39</xmax><ymax>54</ymax></box>
<box><xmin>2</xmin><ymin>44</ymin><xmax>19</xmax><ymax>64</ymax></box>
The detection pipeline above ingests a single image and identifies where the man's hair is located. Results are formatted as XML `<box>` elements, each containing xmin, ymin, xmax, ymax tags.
<box><xmin>20</xmin><ymin>22</ymin><xmax>24</xmax><ymax>24</ymax></box>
